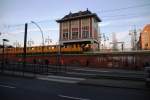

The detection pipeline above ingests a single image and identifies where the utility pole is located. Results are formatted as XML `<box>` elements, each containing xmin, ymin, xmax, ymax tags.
<box><xmin>129</xmin><ymin>25</ymin><xmax>138</xmax><ymax>50</ymax></box>
<box><xmin>112</xmin><ymin>33</ymin><xmax>118</xmax><ymax>51</ymax></box>
<box><xmin>102</xmin><ymin>33</ymin><xmax>109</xmax><ymax>50</ymax></box>
<box><xmin>27</xmin><ymin>39</ymin><xmax>34</xmax><ymax>47</ymax></box>
<box><xmin>23</xmin><ymin>23</ymin><xmax>28</xmax><ymax>76</ymax></box>
<box><xmin>45</xmin><ymin>36</ymin><xmax>52</xmax><ymax>45</ymax></box>
<box><xmin>98</xmin><ymin>33</ymin><xmax>101</xmax><ymax>51</ymax></box>
<box><xmin>134</xmin><ymin>27</ymin><xmax>137</xmax><ymax>50</ymax></box>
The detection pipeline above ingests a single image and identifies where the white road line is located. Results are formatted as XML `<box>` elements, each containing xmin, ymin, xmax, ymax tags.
<box><xmin>37</xmin><ymin>75</ymin><xmax>85</xmax><ymax>84</ymax></box>
<box><xmin>38</xmin><ymin>77</ymin><xmax>78</xmax><ymax>83</ymax></box>
<box><xmin>74</xmin><ymin>68</ymin><xmax>110</xmax><ymax>72</ymax></box>
<box><xmin>58</xmin><ymin>94</ymin><xmax>90</xmax><ymax>100</ymax></box>
<box><xmin>47</xmin><ymin>75</ymin><xmax>85</xmax><ymax>81</ymax></box>
<box><xmin>67</xmin><ymin>72</ymin><xmax>97</xmax><ymax>76</ymax></box>
<box><xmin>0</xmin><ymin>84</ymin><xmax>16</xmax><ymax>89</ymax></box>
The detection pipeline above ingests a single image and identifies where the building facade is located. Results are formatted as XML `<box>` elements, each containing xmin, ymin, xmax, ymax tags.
<box><xmin>56</xmin><ymin>9</ymin><xmax>101</xmax><ymax>51</ymax></box>
<box><xmin>140</xmin><ymin>24</ymin><xmax>150</xmax><ymax>50</ymax></box>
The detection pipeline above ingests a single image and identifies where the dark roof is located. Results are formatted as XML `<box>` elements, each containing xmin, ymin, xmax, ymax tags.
<box><xmin>56</xmin><ymin>9</ymin><xmax>101</xmax><ymax>22</ymax></box>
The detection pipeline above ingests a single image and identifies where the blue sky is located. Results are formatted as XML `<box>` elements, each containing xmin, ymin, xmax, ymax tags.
<box><xmin>0</xmin><ymin>0</ymin><xmax>150</xmax><ymax>48</ymax></box>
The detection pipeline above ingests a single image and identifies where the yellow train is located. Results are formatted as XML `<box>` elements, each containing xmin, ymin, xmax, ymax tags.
<box><xmin>0</xmin><ymin>44</ymin><xmax>83</xmax><ymax>54</ymax></box>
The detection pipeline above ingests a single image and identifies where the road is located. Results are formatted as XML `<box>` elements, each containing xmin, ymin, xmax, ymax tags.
<box><xmin>0</xmin><ymin>75</ymin><xmax>150</xmax><ymax>100</ymax></box>
<box><xmin>56</xmin><ymin>66</ymin><xmax>145</xmax><ymax>81</ymax></box>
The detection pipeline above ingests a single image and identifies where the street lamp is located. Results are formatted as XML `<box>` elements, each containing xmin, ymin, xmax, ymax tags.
<box><xmin>31</xmin><ymin>21</ymin><xmax>45</xmax><ymax>53</ymax></box>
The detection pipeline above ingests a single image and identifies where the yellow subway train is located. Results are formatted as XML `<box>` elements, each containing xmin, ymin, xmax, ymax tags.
<box><xmin>0</xmin><ymin>44</ymin><xmax>83</xmax><ymax>54</ymax></box>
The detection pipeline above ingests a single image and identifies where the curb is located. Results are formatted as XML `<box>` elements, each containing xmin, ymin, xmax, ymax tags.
<box><xmin>78</xmin><ymin>82</ymin><xmax>150</xmax><ymax>91</ymax></box>
<box><xmin>90</xmin><ymin>75</ymin><xmax>145</xmax><ymax>81</ymax></box>
<box><xmin>77</xmin><ymin>79</ymin><xmax>150</xmax><ymax>91</ymax></box>
<box><xmin>0</xmin><ymin>72</ymin><xmax>36</xmax><ymax>79</ymax></box>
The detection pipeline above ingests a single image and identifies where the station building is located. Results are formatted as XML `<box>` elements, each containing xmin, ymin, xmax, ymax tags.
<box><xmin>56</xmin><ymin>9</ymin><xmax>101</xmax><ymax>51</ymax></box>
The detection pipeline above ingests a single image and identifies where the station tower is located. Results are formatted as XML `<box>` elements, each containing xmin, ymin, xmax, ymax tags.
<box><xmin>56</xmin><ymin>9</ymin><xmax>101</xmax><ymax>51</ymax></box>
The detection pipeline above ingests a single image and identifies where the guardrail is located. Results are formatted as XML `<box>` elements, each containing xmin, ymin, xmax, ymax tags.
<box><xmin>0</xmin><ymin>62</ymin><xmax>67</xmax><ymax>77</ymax></box>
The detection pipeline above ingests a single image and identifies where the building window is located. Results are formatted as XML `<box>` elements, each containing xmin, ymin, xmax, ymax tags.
<box><xmin>63</xmin><ymin>22</ymin><xmax>69</xmax><ymax>28</ymax></box>
<box><xmin>145</xmin><ymin>43</ymin><xmax>148</xmax><ymax>49</ymax></box>
<box><xmin>71</xmin><ymin>20</ymin><xmax>78</xmax><ymax>26</ymax></box>
<box><xmin>72</xmin><ymin>32</ymin><xmax>78</xmax><ymax>39</ymax></box>
<box><xmin>62</xmin><ymin>29</ymin><xmax>68</xmax><ymax>40</ymax></box>
<box><xmin>82</xmin><ymin>18</ymin><xmax>89</xmax><ymax>25</ymax></box>
<box><xmin>72</xmin><ymin>28</ymin><xmax>78</xmax><ymax>39</ymax></box>
<box><xmin>82</xmin><ymin>31</ymin><xmax>89</xmax><ymax>38</ymax></box>
<box><xmin>82</xmin><ymin>26</ymin><xmax>89</xmax><ymax>38</ymax></box>
<box><xmin>63</xmin><ymin>32</ymin><xmax>68</xmax><ymax>40</ymax></box>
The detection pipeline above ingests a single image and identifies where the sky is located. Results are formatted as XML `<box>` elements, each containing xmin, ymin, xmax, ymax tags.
<box><xmin>0</xmin><ymin>0</ymin><xmax>150</xmax><ymax>49</ymax></box>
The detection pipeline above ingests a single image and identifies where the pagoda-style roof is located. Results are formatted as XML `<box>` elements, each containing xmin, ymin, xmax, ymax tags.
<box><xmin>56</xmin><ymin>9</ymin><xmax>101</xmax><ymax>23</ymax></box>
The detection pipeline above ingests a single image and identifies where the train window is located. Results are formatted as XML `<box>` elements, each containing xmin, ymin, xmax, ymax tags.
<box><xmin>71</xmin><ymin>45</ymin><xmax>73</xmax><ymax>48</ymax></box>
<box><xmin>49</xmin><ymin>47</ymin><xmax>51</xmax><ymax>49</ymax></box>
<box><xmin>31</xmin><ymin>48</ymin><xmax>34</xmax><ymax>50</ymax></box>
<box><xmin>52</xmin><ymin>47</ymin><xmax>54</xmax><ymax>49</ymax></box>
<box><xmin>76</xmin><ymin>44</ymin><xmax>78</xmax><ymax>48</ymax></box>
<box><xmin>64</xmin><ymin>45</ymin><xmax>67</xmax><ymax>48</ymax></box>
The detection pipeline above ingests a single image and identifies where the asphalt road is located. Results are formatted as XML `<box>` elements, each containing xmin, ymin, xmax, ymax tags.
<box><xmin>65</xmin><ymin>67</ymin><xmax>145</xmax><ymax>79</ymax></box>
<box><xmin>0</xmin><ymin>75</ymin><xmax>150</xmax><ymax>100</ymax></box>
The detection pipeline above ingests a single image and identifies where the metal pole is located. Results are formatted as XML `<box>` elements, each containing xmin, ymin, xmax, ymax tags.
<box><xmin>31</xmin><ymin>21</ymin><xmax>44</xmax><ymax>53</ymax></box>
<box><xmin>121</xmin><ymin>43</ymin><xmax>124</xmax><ymax>51</ymax></box>
<box><xmin>1</xmin><ymin>40</ymin><xmax>4</xmax><ymax>73</ymax></box>
<box><xmin>23</xmin><ymin>23</ymin><xmax>28</xmax><ymax>76</ymax></box>
<box><xmin>1</xmin><ymin>39</ymin><xmax>9</xmax><ymax>73</ymax></box>
<box><xmin>58</xmin><ymin>43</ymin><xmax>61</xmax><ymax>72</ymax></box>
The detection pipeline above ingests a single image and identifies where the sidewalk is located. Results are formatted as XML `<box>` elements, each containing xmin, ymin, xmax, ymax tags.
<box><xmin>66</xmin><ymin>67</ymin><xmax>145</xmax><ymax>81</ymax></box>
<box><xmin>37</xmin><ymin>75</ymin><xmax>85</xmax><ymax>84</ymax></box>
<box><xmin>78</xmin><ymin>78</ymin><xmax>149</xmax><ymax>90</ymax></box>
<box><xmin>70</xmin><ymin>67</ymin><xmax>145</xmax><ymax>75</ymax></box>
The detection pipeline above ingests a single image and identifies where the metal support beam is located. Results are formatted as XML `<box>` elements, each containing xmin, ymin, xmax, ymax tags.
<box><xmin>23</xmin><ymin>23</ymin><xmax>28</xmax><ymax>76</ymax></box>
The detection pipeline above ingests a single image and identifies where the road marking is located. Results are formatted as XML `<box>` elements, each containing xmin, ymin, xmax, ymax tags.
<box><xmin>58</xmin><ymin>94</ymin><xmax>90</xmax><ymax>100</ymax></box>
<box><xmin>37</xmin><ymin>75</ymin><xmax>85</xmax><ymax>84</ymax></box>
<box><xmin>47</xmin><ymin>75</ymin><xmax>85</xmax><ymax>81</ymax></box>
<box><xmin>0</xmin><ymin>84</ymin><xmax>16</xmax><ymax>89</ymax></box>
<box><xmin>67</xmin><ymin>72</ymin><xmax>97</xmax><ymax>76</ymax></box>
<box><xmin>74</xmin><ymin>68</ymin><xmax>110</xmax><ymax>73</ymax></box>
<box><xmin>38</xmin><ymin>77</ymin><xmax>79</xmax><ymax>83</ymax></box>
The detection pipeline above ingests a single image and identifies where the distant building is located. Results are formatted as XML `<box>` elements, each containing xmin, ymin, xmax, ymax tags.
<box><xmin>56</xmin><ymin>9</ymin><xmax>101</xmax><ymax>51</ymax></box>
<box><xmin>140</xmin><ymin>24</ymin><xmax>150</xmax><ymax>50</ymax></box>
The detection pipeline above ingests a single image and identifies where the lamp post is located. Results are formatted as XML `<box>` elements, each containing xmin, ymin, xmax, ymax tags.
<box><xmin>2</xmin><ymin>38</ymin><xmax>9</xmax><ymax>73</ymax></box>
<box><xmin>31</xmin><ymin>21</ymin><xmax>45</xmax><ymax>53</ymax></box>
<box><xmin>56</xmin><ymin>42</ymin><xmax>61</xmax><ymax>65</ymax></box>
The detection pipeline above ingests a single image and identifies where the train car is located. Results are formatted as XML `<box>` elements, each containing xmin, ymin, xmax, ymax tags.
<box><xmin>0</xmin><ymin>44</ymin><xmax>83</xmax><ymax>55</ymax></box>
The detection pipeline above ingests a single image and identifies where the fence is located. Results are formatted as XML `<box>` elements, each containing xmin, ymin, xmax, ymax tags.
<box><xmin>0</xmin><ymin>62</ymin><xmax>67</xmax><ymax>77</ymax></box>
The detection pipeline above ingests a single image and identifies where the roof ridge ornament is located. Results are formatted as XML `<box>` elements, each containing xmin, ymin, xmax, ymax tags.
<box><xmin>86</xmin><ymin>8</ymin><xmax>89</xmax><ymax>11</ymax></box>
<box><xmin>69</xmin><ymin>11</ymin><xmax>72</xmax><ymax>15</ymax></box>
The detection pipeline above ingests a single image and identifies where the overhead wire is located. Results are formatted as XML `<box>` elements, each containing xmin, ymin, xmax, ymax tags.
<box><xmin>98</xmin><ymin>3</ymin><xmax>150</xmax><ymax>13</ymax></box>
<box><xmin>1</xmin><ymin>3</ymin><xmax>149</xmax><ymax>33</ymax></box>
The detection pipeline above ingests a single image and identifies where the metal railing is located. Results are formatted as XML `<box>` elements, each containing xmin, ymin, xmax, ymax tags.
<box><xmin>0</xmin><ymin>62</ymin><xmax>67</xmax><ymax>77</ymax></box>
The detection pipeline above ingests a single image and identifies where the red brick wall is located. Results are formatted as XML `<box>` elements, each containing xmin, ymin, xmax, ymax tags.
<box><xmin>2</xmin><ymin>53</ymin><xmax>150</xmax><ymax>70</ymax></box>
